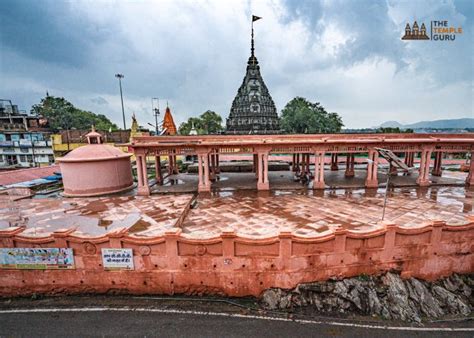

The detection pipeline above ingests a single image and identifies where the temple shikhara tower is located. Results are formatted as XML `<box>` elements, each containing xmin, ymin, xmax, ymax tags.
<box><xmin>161</xmin><ymin>104</ymin><xmax>177</xmax><ymax>135</ymax></box>
<box><xmin>226</xmin><ymin>16</ymin><xmax>280</xmax><ymax>134</ymax></box>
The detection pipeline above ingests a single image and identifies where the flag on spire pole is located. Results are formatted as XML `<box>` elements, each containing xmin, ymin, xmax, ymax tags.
<box><xmin>252</xmin><ymin>15</ymin><xmax>262</xmax><ymax>22</ymax></box>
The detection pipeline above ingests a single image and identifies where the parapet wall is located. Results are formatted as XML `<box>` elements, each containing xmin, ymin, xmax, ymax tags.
<box><xmin>1</xmin><ymin>219</ymin><xmax>473</xmax><ymax>297</ymax></box>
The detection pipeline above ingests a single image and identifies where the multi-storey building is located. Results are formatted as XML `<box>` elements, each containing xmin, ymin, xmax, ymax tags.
<box><xmin>0</xmin><ymin>100</ymin><xmax>54</xmax><ymax>168</ymax></box>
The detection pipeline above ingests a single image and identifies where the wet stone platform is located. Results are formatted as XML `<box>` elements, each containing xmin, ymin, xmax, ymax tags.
<box><xmin>0</xmin><ymin>195</ymin><xmax>193</xmax><ymax>238</ymax></box>
<box><xmin>1</xmin><ymin>186</ymin><xmax>472</xmax><ymax>239</ymax></box>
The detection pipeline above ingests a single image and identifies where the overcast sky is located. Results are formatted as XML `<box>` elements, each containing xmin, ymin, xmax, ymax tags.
<box><xmin>1</xmin><ymin>0</ymin><xmax>472</xmax><ymax>129</ymax></box>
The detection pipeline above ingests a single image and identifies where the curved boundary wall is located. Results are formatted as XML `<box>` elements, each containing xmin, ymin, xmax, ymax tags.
<box><xmin>0</xmin><ymin>219</ymin><xmax>473</xmax><ymax>297</ymax></box>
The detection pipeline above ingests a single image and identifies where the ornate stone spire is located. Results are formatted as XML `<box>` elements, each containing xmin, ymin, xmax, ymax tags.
<box><xmin>226</xmin><ymin>17</ymin><xmax>280</xmax><ymax>135</ymax></box>
<box><xmin>162</xmin><ymin>103</ymin><xmax>177</xmax><ymax>135</ymax></box>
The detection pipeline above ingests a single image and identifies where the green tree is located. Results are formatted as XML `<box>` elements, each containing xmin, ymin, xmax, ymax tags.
<box><xmin>179</xmin><ymin>110</ymin><xmax>223</xmax><ymax>135</ymax></box>
<box><xmin>31</xmin><ymin>95</ymin><xmax>118</xmax><ymax>131</ymax></box>
<box><xmin>280</xmin><ymin>97</ymin><xmax>343</xmax><ymax>134</ymax></box>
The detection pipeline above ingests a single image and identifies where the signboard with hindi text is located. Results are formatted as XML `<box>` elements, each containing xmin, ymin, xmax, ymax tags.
<box><xmin>0</xmin><ymin>248</ymin><xmax>75</xmax><ymax>270</ymax></box>
<box><xmin>101</xmin><ymin>248</ymin><xmax>134</xmax><ymax>270</ymax></box>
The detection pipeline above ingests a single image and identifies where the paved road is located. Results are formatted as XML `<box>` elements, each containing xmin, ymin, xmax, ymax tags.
<box><xmin>1</xmin><ymin>308</ymin><xmax>473</xmax><ymax>338</ymax></box>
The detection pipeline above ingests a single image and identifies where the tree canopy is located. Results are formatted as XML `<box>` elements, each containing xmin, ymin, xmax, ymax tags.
<box><xmin>178</xmin><ymin>110</ymin><xmax>223</xmax><ymax>135</ymax></box>
<box><xmin>280</xmin><ymin>97</ymin><xmax>344</xmax><ymax>134</ymax></box>
<box><xmin>31</xmin><ymin>95</ymin><xmax>118</xmax><ymax>132</ymax></box>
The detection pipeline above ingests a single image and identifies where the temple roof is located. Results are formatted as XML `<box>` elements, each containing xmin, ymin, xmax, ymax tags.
<box><xmin>162</xmin><ymin>105</ymin><xmax>177</xmax><ymax>135</ymax></box>
<box><xmin>225</xmin><ymin>22</ymin><xmax>280</xmax><ymax>135</ymax></box>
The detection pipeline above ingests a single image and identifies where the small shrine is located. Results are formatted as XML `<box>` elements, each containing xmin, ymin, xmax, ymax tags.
<box><xmin>57</xmin><ymin>127</ymin><xmax>134</xmax><ymax>197</ymax></box>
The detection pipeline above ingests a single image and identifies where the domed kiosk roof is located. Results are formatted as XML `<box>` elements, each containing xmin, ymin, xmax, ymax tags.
<box><xmin>57</xmin><ymin>130</ymin><xmax>131</xmax><ymax>163</ymax></box>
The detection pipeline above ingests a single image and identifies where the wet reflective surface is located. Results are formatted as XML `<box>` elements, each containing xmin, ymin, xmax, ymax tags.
<box><xmin>1</xmin><ymin>186</ymin><xmax>471</xmax><ymax>239</ymax></box>
<box><xmin>0</xmin><ymin>195</ymin><xmax>192</xmax><ymax>237</ymax></box>
<box><xmin>181</xmin><ymin>186</ymin><xmax>473</xmax><ymax>238</ymax></box>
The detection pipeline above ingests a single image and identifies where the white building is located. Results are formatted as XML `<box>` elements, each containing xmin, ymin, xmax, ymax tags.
<box><xmin>0</xmin><ymin>100</ymin><xmax>54</xmax><ymax>168</ymax></box>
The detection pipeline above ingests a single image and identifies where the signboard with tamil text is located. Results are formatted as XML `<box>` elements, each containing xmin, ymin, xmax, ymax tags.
<box><xmin>101</xmin><ymin>248</ymin><xmax>134</xmax><ymax>270</ymax></box>
<box><xmin>0</xmin><ymin>248</ymin><xmax>75</xmax><ymax>270</ymax></box>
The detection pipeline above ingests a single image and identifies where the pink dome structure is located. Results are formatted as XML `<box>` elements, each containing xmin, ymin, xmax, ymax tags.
<box><xmin>57</xmin><ymin>129</ymin><xmax>134</xmax><ymax>197</ymax></box>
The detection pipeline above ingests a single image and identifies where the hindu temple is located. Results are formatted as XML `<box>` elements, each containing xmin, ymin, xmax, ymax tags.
<box><xmin>225</xmin><ymin>20</ymin><xmax>280</xmax><ymax>134</ymax></box>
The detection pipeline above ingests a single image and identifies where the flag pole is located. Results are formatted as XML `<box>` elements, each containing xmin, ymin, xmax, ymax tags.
<box><xmin>251</xmin><ymin>18</ymin><xmax>254</xmax><ymax>64</ymax></box>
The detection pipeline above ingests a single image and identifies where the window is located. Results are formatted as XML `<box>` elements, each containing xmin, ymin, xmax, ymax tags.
<box><xmin>0</xmin><ymin>155</ymin><xmax>3</xmax><ymax>161</ymax></box>
<box><xmin>19</xmin><ymin>155</ymin><xmax>26</xmax><ymax>162</ymax></box>
<box><xmin>6</xmin><ymin>155</ymin><xmax>17</xmax><ymax>165</ymax></box>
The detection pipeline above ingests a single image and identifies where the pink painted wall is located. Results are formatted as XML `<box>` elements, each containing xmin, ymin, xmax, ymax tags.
<box><xmin>0</xmin><ymin>220</ymin><xmax>473</xmax><ymax>297</ymax></box>
<box><xmin>60</xmin><ymin>158</ymin><xmax>133</xmax><ymax>197</ymax></box>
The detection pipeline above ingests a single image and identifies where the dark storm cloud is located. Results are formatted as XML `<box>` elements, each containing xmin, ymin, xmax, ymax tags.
<box><xmin>0</xmin><ymin>0</ymin><xmax>111</xmax><ymax>68</ymax></box>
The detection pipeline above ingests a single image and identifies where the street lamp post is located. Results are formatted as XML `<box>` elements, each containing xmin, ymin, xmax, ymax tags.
<box><xmin>115</xmin><ymin>73</ymin><xmax>126</xmax><ymax>130</ymax></box>
<box><xmin>151</xmin><ymin>98</ymin><xmax>160</xmax><ymax>135</ymax></box>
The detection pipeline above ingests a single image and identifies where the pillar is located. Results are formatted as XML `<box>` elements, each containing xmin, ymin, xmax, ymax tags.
<box><xmin>345</xmin><ymin>154</ymin><xmax>355</xmax><ymax>177</ymax></box>
<box><xmin>331</xmin><ymin>154</ymin><xmax>338</xmax><ymax>171</ymax></box>
<box><xmin>209</xmin><ymin>153</ymin><xmax>216</xmax><ymax>181</ymax></box>
<box><xmin>172</xmin><ymin>152</ymin><xmax>179</xmax><ymax>174</ymax></box>
<box><xmin>306</xmin><ymin>154</ymin><xmax>312</xmax><ymax>176</ymax></box>
<box><xmin>295</xmin><ymin>153</ymin><xmax>300</xmax><ymax>174</ymax></box>
<box><xmin>313</xmin><ymin>151</ymin><xmax>325</xmax><ymax>189</ymax></box>
<box><xmin>301</xmin><ymin>153</ymin><xmax>306</xmax><ymax>177</ymax></box>
<box><xmin>215</xmin><ymin>151</ymin><xmax>221</xmax><ymax>174</ymax></box>
<box><xmin>137</xmin><ymin>154</ymin><xmax>150</xmax><ymax>196</ymax></box>
<box><xmin>155</xmin><ymin>155</ymin><xmax>163</xmax><ymax>185</ymax></box>
<box><xmin>292</xmin><ymin>154</ymin><xmax>296</xmax><ymax>172</ymax></box>
<box><xmin>253</xmin><ymin>153</ymin><xmax>258</xmax><ymax>177</ymax></box>
<box><xmin>257</xmin><ymin>152</ymin><xmax>269</xmax><ymax>190</ymax></box>
<box><xmin>466</xmin><ymin>151</ymin><xmax>474</xmax><ymax>186</ymax></box>
<box><xmin>416</xmin><ymin>148</ymin><xmax>432</xmax><ymax>187</ymax></box>
<box><xmin>168</xmin><ymin>154</ymin><xmax>173</xmax><ymax>175</ymax></box>
<box><xmin>404</xmin><ymin>152</ymin><xmax>410</xmax><ymax>165</ymax></box>
<box><xmin>431</xmin><ymin>152</ymin><xmax>443</xmax><ymax>177</ymax></box>
<box><xmin>198</xmin><ymin>153</ymin><xmax>211</xmax><ymax>192</ymax></box>
<box><xmin>365</xmin><ymin>149</ymin><xmax>378</xmax><ymax>188</ymax></box>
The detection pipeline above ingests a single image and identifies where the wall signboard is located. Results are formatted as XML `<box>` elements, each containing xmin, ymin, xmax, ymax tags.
<box><xmin>101</xmin><ymin>248</ymin><xmax>134</xmax><ymax>270</ymax></box>
<box><xmin>0</xmin><ymin>248</ymin><xmax>75</xmax><ymax>270</ymax></box>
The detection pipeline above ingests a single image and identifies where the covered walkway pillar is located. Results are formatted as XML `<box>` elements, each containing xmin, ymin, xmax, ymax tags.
<box><xmin>365</xmin><ymin>149</ymin><xmax>379</xmax><ymax>188</ymax></box>
<box><xmin>136</xmin><ymin>153</ymin><xmax>150</xmax><ymax>196</ymax></box>
<box><xmin>466</xmin><ymin>151</ymin><xmax>474</xmax><ymax>186</ymax></box>
<box><xmin>313</xmin><ymin>151</ymin><xmax>325</xmax><ymax>189</ymax></box>
<box><xmin>416</xmin><ymin>147</ymin><xmax>433</xmax><ymax>186</ymax></box>
<box><xmin>257</xmin><ymin>151</ymin><xmax>269</xmax><ymax>190</ymax></box>
<box><xmin>197</xmin><ymin>152</ymin><xmax>211</xmax><ymax>192</ymax></box>
<box><xmin>432</xmin><ymin>152</ymin><xmax>443</xmax><ymax>176</ymax></box>
<box><xmin>331</xmin><ymin>154</ymin><xmax>338</xmax><ymax>171</ymax></box>
<box><xmin>345</xmin><ymin>154</ymin><xmax>355</xmax><ymax>177</ymax></box>
<box><xmin>155</xmin><ymin>155</ymin><xmax>163</xmax><ymax>185</ymax></box>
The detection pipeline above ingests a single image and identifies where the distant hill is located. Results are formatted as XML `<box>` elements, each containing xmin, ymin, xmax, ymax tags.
<box><xmin>379</xmin><ymin>121</ymin><xmax>404</xmax><ymax>128</ymax></box>
<box><xmin>378</xmin><ymin>118</ymin><xmax>474</xmax><ymax>129</ymax></box>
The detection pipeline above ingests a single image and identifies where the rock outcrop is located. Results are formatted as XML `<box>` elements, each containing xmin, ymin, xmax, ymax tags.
<box><xmin>261</xmin><ymin>273</ymin><xmax>473</xmax><ymax>323</ymax></box>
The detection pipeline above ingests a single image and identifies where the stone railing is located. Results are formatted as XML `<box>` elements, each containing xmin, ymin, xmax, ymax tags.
<box><xmin>0</xmin><ymin>218</ymin><xmax>473</xmax><ymax>297</ymax></box>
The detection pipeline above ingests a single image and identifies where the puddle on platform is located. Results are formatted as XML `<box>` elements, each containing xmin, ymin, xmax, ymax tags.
<box><xmin>163</xmin><ymin>178</ymin><xmax>185</xmax><ymax>186</ymax></box>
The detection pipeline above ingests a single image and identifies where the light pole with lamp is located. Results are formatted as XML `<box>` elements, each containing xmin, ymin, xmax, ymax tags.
<box><xmin>151</xmin><ymin>98</ymin><xmax>160</xmax><ymax>135</ymax></box>
<box><xmin>115</xmin><ymin>73</ymin><xmax>126</xmax><ymax>130</ymax></box>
